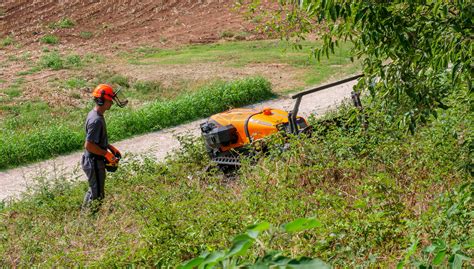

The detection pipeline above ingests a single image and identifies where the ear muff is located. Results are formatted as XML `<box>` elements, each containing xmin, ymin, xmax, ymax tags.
<box><xmin>95</xmin><ymin>90</ymin><xmax>105</xmax><ymax>106</ymax></box>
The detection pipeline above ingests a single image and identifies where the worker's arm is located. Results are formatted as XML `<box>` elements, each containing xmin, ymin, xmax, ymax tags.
<box><xmin>84</xmin><ymin>140</ymin><xmax>107</xmax><ymax>156</ymax></box>
<box><xmin>85</xmin><ymin>141</ymin><xmax>118</xmax><ymax>163</ymax></box>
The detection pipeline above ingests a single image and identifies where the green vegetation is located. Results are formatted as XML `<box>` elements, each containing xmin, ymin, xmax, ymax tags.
<box><xmin>1</xmin><ymin>36</ymin><xmax>14</xmax><ymax>47</ymax></box>
<box><xmin>124</xmin><ymin>40</ymin><xmax>360</xmax><ymax>88</ymax></box>
<box><xmin>252</xmin><ymin>0</ymin><xmax>471</xmax><ymax>133</ymax></box>
<box><xmin>63</xmin><ymin>77</ymin><xmax>88</xmax><ymax>89</ymax></box>
<box><xmin>0</xmin><ymin>77</ymin><xmax>273</xmax><ymax>169</ymax></box>
<box><xmin>39</xmin><ymin>51</ymin><xmax>64</xmax><ymax>69</ymax></box>
<box><xmin>218</xmin><ymin>30</ymin><xmax>250</xmax><ymax>41</ymax></box>
<box><xmin>39</xmin><ymin>52</ymin><xmax>98</xmax><ymax>70</ymax></box>
<box><xmin>0</xmin><ymin>87</ymin><xmax>471</xmax><ymax>267</ymax></box>
<box><xmin>57</xmin><ymin>72</ymin><xmax>193</xmax><ymax>102</ymax></box>
<box><xmin>40</xmin><ymin>34</ymin><xmax>60</xmax><ymax>44</ymax></box>
<box><xmin>80</xmin><ymin>31</ymin><xmax>93</xmax><ymax>39</ymax></box>
<box><xmin>179</xmin><ymin>218</ymin><xmax>330</xmax><ymax>268</ymax></box>
<box><xmin>1</xmin><ymin>78</ymin><xmax>25</xmax><ymax>99</ymax></box>
<box><xmin>49</xmin><ymin>18</ymin><xmax>75</xmax><ymax>29</ymax></box>
<box><xmin>219</xmin><ymin>30</ymin><xmax>235</xmax><ymax>38</ymax></box>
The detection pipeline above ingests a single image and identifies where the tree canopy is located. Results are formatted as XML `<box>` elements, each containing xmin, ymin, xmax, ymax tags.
<box><xmin>243</xmin><ymin>0</ymin><xmax>472</xmax><ymax>132</ymax></box>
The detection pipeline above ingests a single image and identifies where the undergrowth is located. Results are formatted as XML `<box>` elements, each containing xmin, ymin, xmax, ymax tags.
<box><xmin>0</xmin><ymin>87</ymin><xmax>471</xmax><ymax>267</ymax></box>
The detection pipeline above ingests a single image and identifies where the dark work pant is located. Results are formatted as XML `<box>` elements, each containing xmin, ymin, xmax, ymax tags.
<box><xmin>81</xmin><ymin>155</ymin><xmax>106</xmax><ymax>210</ymax></box>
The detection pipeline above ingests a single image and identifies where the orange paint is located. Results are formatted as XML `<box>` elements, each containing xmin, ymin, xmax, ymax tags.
<box><xmin>210</xmin><ymin>107</ymin><xmax>307</xmax><ymax>152</ymax></box>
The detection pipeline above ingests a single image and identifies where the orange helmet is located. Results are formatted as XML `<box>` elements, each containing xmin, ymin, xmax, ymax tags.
<box><xmin>92</xmin><ymin>84</ymin><xmax>128</xmax><ymax>107</ymax></box>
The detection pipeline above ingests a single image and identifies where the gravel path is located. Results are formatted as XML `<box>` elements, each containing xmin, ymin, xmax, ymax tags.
<box><xmin>0</xmin><ymin>80</ymin><xmax>357</xmax><ymax>201</ymax></box>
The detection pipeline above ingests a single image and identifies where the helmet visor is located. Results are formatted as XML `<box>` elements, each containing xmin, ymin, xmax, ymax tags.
<box><xmin>112</xmin><ymin>88</ymin><xmax>129</xmax><ymax>108</ymax></box>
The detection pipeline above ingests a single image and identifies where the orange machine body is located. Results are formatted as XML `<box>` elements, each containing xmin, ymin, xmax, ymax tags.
<box><xmin>209</xmin><ymin>107</ymin><xmax>306</xmax><ymax>152</ymax></box>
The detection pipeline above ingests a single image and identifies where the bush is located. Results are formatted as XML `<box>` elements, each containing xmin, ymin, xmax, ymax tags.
<box><xmin>0</xmin><ymin>77</ymin><xmax>274</xmax><ymax>169</ymax></box>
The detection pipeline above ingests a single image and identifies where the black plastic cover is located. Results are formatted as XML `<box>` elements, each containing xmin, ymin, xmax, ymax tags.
<box><xmin>201</xmin><ymin>122</ymin><xmax>238</xmax><ymax>149</ymax></box>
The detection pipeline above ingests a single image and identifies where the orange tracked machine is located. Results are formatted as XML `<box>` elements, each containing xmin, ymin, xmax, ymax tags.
<box><xmin>200</xmin><ymin>75</ymin><xmax>364</xmax><ymax>167</ymax></box>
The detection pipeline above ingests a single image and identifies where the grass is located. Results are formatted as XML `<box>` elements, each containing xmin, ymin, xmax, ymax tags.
<box><xmin>0</xmin><ymin>91</ymin><xmax>471</xmax><ymax>267</ymax></box>
<box><xmin>1</xmin><ymin>36</ymin><xmax>14</xmax><ymax>47</ymax></box>
<box><xmin>0</xmin><ymin>101</ymin><xmax>54</xmax><ymax>130</ymax></box>
<box><xmin>0</xmin><ymin>77</ymin><xmax>274</xmax><ymax>169</ymax></box>
<box><xmin>40</xmin><ymin>35</ymin><xmax>60</xmax><ymax>44</ymax></box>
<box><xmin>38</xmin><ymin>52</ymin><xmax>101</xmax><ymax>70</ymax></box>
<box><xmin>80</xmin><ymin>31</ymin><xmax>93</xmax><ymax>39</ymax></box>
<box><xmin>49</xmin><ymin>18</ymin><xmax>75</xmax><ymax>29</ymax></box>
<box><xmin>53</xmin><ymin>71</ymin><xmax>195</xmax><ymax>103</ymax></box>
<box><xmin>63</xmin><ymin>77</ymin><xmax>88</xmax><ymax>89</ymax></box>
<box><xmin>123</xmin><ymin>40</ymin><xmax>359</xmax><ymax>91</ymax></box>
<box><xmin>1</xmin><ymin>78</ymin><xmax>25</xmax><ymax>99</ymax></box>
<box><xmin>219</xmin><ymin>30</ymin><xmax>235</xmax><ymax>38</ymax></box>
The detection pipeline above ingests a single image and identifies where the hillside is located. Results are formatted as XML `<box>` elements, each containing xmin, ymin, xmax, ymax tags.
<box><xmin>0</xmin><ymin>1</ymin><xmax>471</xmax><ymax>268</ymax></box>
<box><xmin>1</xmin><ymin>0</ymin><xmax>257</xmax><ymax>49</ymax></box>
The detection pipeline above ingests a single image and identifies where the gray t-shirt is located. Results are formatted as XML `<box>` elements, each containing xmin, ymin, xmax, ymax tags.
<box><xmin>84</xmin><ymin>109</ymin><xmax>108</xmax><ymax>157</ymax></box>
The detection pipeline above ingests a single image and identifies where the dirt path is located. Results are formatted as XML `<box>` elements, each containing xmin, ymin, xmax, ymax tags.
<box><xmin>0</xmin><ymin>80</ymin><xmax>357</xmax><ymax>201</ymax></box>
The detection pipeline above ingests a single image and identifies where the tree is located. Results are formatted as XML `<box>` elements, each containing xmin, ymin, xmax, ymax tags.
<box><xmin>242</xmin><ymin>0</ymin><xmax>472</xmax><ymax>132</ymax></box>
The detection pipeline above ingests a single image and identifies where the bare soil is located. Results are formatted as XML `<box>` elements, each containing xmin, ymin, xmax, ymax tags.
<box><xmin>1</xmin><ymin>0</ymin><xmax>260</xmax><ymax>49</ymax></box>
<box><xmin>0</xmin><ymin>0</ymin><xmax>299</xmax><ymax>110</ymax></box>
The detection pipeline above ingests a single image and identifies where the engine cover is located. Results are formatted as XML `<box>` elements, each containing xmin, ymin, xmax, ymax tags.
<box><xmin>200</xmin><ymin>121</ymin><xmax>238</xmax><ymax>150</ymax></box>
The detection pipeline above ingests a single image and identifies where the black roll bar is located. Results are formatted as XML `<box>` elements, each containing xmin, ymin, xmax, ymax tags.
<box><xmin>288</xmin><ymin>74</ymin><xmax>364</xmax><ymax>134</ymax></box>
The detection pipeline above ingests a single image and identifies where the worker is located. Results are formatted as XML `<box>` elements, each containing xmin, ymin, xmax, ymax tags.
<box><xmin>81</xmin><ymin>84</ymin><xmax>128</xmax><ymax>212</ymax></box>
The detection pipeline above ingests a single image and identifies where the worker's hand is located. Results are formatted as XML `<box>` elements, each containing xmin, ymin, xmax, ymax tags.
<box><xmin>104</xmin><ymin>151</ymin><xmax>118</xmax><ymax>164</ymax></box>
<box><xmin>108</xmin><ymin>144</ymin><xmax>121</xmax><ymax>158</ymax></box>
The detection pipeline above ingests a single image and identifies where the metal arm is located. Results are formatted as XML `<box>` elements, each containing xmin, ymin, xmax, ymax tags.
<box><xmin>288</xmin><ymin>74</ymin><xmax>364</xmax><ymax>134</ymax></box>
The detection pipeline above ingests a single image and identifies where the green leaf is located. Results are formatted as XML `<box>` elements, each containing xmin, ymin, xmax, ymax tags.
<box><xmin>397</xmin><ymin>239</ymin><xmax>419</xmax><ymax>269</ymax></box>
<box><xmin>225</xmin><ymin>234</ymin><xmax>254</xmax><ymax>258</ymax></box>
<box><xmin>200</xmin><ymin>251</ymin><xmax>225</xmax><ymax>268</ymax></box>
<box><xmin>463</xmin><ymin>237</ymin><xmax>474</xmax><ymax>249</ymax></box>
<box><xmin>281</xmin><ymin>217</ymin><xmax>322</xmax><ymax>233</ymax></box>
<box><xmin>450</xmin><ymin>253</ymin><xmax>471</xmax><ymax>269</ymax></box>
<box><xmin>287</xmin><ymin>257</ymin><xmax>331</xmax><ymax>269</ymax></box>
<box><xmin>432</xmin><ymin>238</ymin><xmax>447</xmax><ymax>251</ymax></box>
<box><xmin>433</xmin><ymin>250</ymin><xmax>446</xmax><ymax>265</ymax></box>
<box><xmin>246</xmin><ymin>222</ymin><xmax>270</xmax><ymax>239</ymax></box>
<box><xmin>424</xmin><ymin>244</ymin><xmax>437</xmax><ymax>253</ymax></box>
<box><xmin>178</xmin><ymin>256</ymin><xmax>206</xmax><ymax>269</ymax></box>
